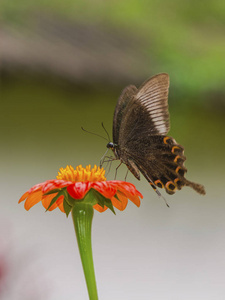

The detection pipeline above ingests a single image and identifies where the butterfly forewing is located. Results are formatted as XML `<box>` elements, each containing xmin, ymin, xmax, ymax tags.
<box><xmin>135</xmin><ymin>73</ymin><xmax>170</xmax><ymax>135</ymax></box>
<box><xmin>113</xmin><ymin>85</ymin><xmax>137</xmax><ymax>144</ymax></box>
<box><xmin>117</xmin><ymin>73</ymin><xmax>170</xmax><ymax>148</ymax></box>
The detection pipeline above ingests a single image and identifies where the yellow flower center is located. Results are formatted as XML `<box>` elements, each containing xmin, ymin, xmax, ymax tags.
<box><xmin>56</xmin><ymin>165</ymin><xmax>106</xmax><ymax>182</ymax></box>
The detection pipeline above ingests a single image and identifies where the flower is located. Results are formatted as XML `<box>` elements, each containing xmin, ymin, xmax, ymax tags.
<box><xmin>19</xmin><ymin>165</ymin><xmax>143</xmax><ymax>215</ymax></box>
<box><xmin>18</xmin><ymin>164</ymin><xmax>144</xmax><ymax>299</ymax></box>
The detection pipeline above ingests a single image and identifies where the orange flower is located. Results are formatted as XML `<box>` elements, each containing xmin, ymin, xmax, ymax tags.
<box><xmin>19</xmin><ymin>165</ymin><xmax>143</xmax><ymax>214</ymax></box>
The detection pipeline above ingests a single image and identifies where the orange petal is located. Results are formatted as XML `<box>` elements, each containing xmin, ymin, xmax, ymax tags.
<box><xmin>57</xmin><ymin>199</ymin><xmax>65</xmax><ymax>213</ymax></box>
<box><xmin>18</xmin><ymin>191</ymin><xmax>29</xmax><ymax>203</ymax></box>
<box><xmin>91</xmin><ymin>181</ymin><xmax>117</xmax><ymax>198</ymax></box>
<box><xmin>112</xmin><ymin>191</ymin><xmax>128</xmax><ymax>211</ymax></box>
<box><xmin>117</xmin><ymin>182</ymin><xmax>143</xmax><ymax>198</ymax></box>
<box><xmin>117</xmin><ymin>187</ymin><xmax>141</xmax><ymax>207</ymax></box>
<box><xmin>42</xmin><ymin>193</ymin><xmax>58</xmax><ymax>211</ymax></box>
<box><xmin>118</xmin><ymin>188</ymin><xmax>141</xmax><ymax>207</ymax></box>
<box><xmin>56</xmin><ymin>196</ymin><xmax>65</xmax><ymax>213</ymax></box>
<box><xmin>127</xmin><ymin>194</ymin><xmax>141</xmax><ymax>207</ymax></box>
<box><xmin>93</xmin><ymin>203</ymin><xmax>108</xmax><ymax>213</ymax></box>
<box><xmin>24</xmin><ymin>191</ymin><xmax>43</xmax><ymax>211</ymax></box>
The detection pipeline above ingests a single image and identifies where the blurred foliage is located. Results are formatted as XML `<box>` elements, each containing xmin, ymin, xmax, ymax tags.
<box><xmin>1</xmin><ymin>0</ymin><xmax>224</xmax><ymax>98</ymax></box>
<box><xmin>1</xmin><ymin>77</ymin><xmax>225</xmax><ymax>174</ymax></box>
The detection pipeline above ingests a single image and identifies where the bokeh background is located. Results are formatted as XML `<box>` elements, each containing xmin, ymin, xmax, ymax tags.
<box><xmin>1</xmin><ymin>1</ymin><xmax>225</xmax><ymax>299</ymax></box>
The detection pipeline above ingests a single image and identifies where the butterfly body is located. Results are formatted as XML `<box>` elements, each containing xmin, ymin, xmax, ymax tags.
<box><xmin>107</xmin><ymin>73</ymin><xmax>205</xmax><ymax>196</ymax></box>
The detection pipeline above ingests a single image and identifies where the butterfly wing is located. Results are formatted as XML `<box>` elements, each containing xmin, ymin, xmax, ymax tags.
<box><xmin>117</xmin><ymin>73</ymin><xmax>170</xmax><ymax>146</ymax></box>
<box><xmin>114</xmin><ymin>73</ymin><xmax>205</xmax><ymax>195</ymax></box>
<box><xmin>124</xmin><ymin>135</ymin><xmax>205</xmax><ymax>195</ymax></box>
<box><xmin>113</xmin><ymin>85</ymin><xmax>137</xmax><ymax>145</ymax></box>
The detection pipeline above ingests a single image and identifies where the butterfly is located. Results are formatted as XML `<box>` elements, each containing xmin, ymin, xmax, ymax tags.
<box><xmin>105</xmin><ymin>73</ymin><xmax>205</xmax><ymax>198</ymax></box>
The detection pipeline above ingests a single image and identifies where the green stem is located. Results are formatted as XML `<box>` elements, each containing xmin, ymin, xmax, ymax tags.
<box><xmin>71</xmin><ymin>203</ymin><xmax>98</xmax><ymax>300</ymax></box>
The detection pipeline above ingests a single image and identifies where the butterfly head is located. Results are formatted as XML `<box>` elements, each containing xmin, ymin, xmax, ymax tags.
<box><xmin>106</xmin><ymin>142</ymin><xmax>119</xmax><ymax>158</ymax></box>
<box><xmin>106</xmin><ymin>142</ymin><xmax>117</xmax><ymax>150</ymax></box>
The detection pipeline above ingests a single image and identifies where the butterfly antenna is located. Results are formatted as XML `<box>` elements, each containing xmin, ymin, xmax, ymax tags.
<box><xmin>81</xmin><ymin>127</ymin><xmax>109</xmax><ymax>141</ymax></box>
<box><xmin>101</xmin><ymin>122</ymin><xmax>111</xmax><ymax>142</ymax></box>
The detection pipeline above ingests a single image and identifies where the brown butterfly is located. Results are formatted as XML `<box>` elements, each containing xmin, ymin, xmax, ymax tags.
<box><xmin>105</xmin><ymin>73</ymin><xmax>205</xmax><ymax>199</ymax></box>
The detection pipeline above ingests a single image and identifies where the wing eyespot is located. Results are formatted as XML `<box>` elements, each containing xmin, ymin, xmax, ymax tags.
<box><xmin>174</xmin><ymin>178</ymin><xmax>182</xmax><ymax>189</ymax></box>
<box><xmin>174</xmin><ymin>155</ymin><xmax>181</xmax><ymax>163</ymax></box>
<box><xmin>154</xmin><ymin>179</ymin><xmax>164</xmax><ymax>189</ymax></box>
<box><xmin>165</xmin><ymin>181</ymin><xmax>176</xmax><ymax>192</ymax></box>
<box><xmin>171</xmin><ymin>146</ymin><xmax>183</xmax><ymax>154</ymax></box>
<box><xmin>175</xmin><ymin>166</ymin><xmax>186</xmax><ymax>176</ymax></box>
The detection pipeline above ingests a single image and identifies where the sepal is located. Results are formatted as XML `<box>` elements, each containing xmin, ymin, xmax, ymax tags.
<box><xmin>63</xmin><ymin>199</ymin><xmax>72</xmax><ymax>217</ymax></box>
<box><xmin>45</xmin><ymin>189</ymin><xmax>66</xmax><ymax>212</ymax></box>
<box><xmin>44</xmin><ymin>188</ymin><xmax>61</xmax><ymax>195</ymax></box>
<box><xmin>88</xmin><ymin>189</ymin><xmax>116</xmax><ymax>214</ymax></box>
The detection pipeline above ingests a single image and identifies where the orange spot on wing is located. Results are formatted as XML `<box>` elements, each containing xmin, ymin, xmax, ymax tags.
<box><xmin>165</xmin><ymin>181</ymin><xmax>176</xmax><ymax>191</ymax></box>
<box><xmin>154</xmin><ymin>179</ymin><xmax>164</xmax><ymax>188</ymax></box>
<box><xmin>163</xmin><ymin>136</ymin><xmax>170</xmax><ymax>144</ymax></box>
<box><xmin>175</xmin><ymin>166</ymin><xmax>181</xmax><ymax>173</ymax></box>
<box><xmin>174</xmin><ymin>155</ymin><xmax>181</xmax><ymax>163</ymax></box>
<box><xmin>174</xmin><ymin>178</ymin><xmax>179</xmax><ymax>183</ymax></box>
<box><xmin>171</xmin><ymin>146</ymin><xmax>180</xmax><ymax>154</ymax></box>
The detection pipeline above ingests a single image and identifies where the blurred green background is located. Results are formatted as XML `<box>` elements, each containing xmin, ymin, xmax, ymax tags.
<box><xmin>1</xmin><ymin>1</ymin><xmax>225</xmax><ymax>299</ymax></box>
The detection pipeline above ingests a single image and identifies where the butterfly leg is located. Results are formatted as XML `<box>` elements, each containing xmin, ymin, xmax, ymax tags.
<box><xmin>124</xmin><ymin>169</ymin><xmax>129</xmax><ymax>181</ymax></box>
<box><xmin>100</xmin><ymin>155</ymin><xmax>116</xmax><ymax>168</ymax></box>
<box><xmin>106</xmin><ymin>159</ymin><xmax>113</xmax><ymax>177</ymax></box>
<box><xmin>100</xmin><ymin>148</ymin><xmax>110</xmax><ymax>167</ymax></box>
<box><xmin>114</xmin><ymin>162</ymin><xmax>122</xmax><ymax>179</ymax></box>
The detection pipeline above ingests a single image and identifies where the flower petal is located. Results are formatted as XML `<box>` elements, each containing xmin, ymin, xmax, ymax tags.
<box><xmin>115</xmin><ymin>182</ymin><xmax>142</xmax><ymax>207</ymax></box>
<box><xmin>18</xmin><ymin>191</ymin><xmax>29</xmax><ymax>203</ymax></box>
<box><xmin>116</xmin><ymin>181</ymin><xmax>143</xmax><ymax>198</ymax></box>
<box><xmin>67</xmin><ymin>182</ymin><xmax>90</xmax><ymax>199</ymax></box>
<box><xmin>24</xmin><ymin>190</ymin><xmax>43</xmax><ymax>211</ymax></box>
<box><xmin>28</xmin><ymin>182</ymin><xmax>46</xmax><ymax>193</ymax></box>
<box><xmin>56</xmin><ymin>197</ymin><xmax>65</xmax><ymax>213</ymax></box>
<box><xmin>90</xmin><ymin>181</ymin><xmax>117</xmax><ymax>198</ymax></box>
<box><xmin>42</xmin><ymin>193</ymin><xmax>59</xmax><ymax>211</ymax></box>
<box><xmin>93</xmin><ymin>203</ymin><xmax>108</xmax><ymax>213</ymax></box>
<box><xmin>42</xmin><ymin>180</ymin><xmax>72</xmax><ymax>193</ymax></box>
<box><xmin>111</xmin><ymin>191</ymin><xmax>128</xmax><ymax>211</ymax></box>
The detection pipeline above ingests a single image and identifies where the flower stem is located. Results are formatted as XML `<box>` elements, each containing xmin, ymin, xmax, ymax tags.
<box><xmin>71</xmin><ymin>203</ymin><xmax>98</xmax><ymax>300</ymax></box>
